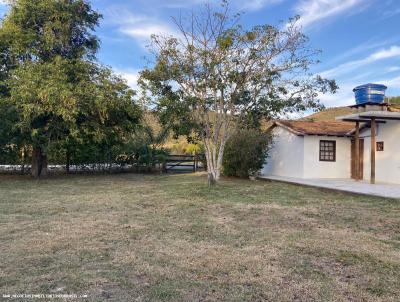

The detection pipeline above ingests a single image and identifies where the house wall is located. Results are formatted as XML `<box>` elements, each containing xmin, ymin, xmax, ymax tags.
<box><xmin>303</xmin><ymin>136</ymin><xmax>351</xmax><ymax>179</ymax></box>
<box><xmin>261</xmin><ymin>127</ymin><xmax>304</xmax><ymax>178</ymax></box>
<box><xmin>361</xmin><ymin>121</ymin><xmax>400</xmax><ymax>184</ymax></box>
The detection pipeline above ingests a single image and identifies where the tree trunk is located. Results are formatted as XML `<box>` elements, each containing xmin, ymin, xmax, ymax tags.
<box><xmin>41</xmin><ymin>154</ymin><xmax>48</xmax><ymax>177</ymax></box>
<box><xmin>208</xmin><ymin>172</ymin><xmax>216</xmax><ymax>186</ymax></box>
<box><xmin>32</xmin><ymin>147</ymin><xmax>40</xmax><ymax>178</ymax></box>
<box><xmin>204</xmin><ymin>138</ymin><xmax>226</xmax><ymax>187</ymax></box>
<box><xmin>31</xmin><ymin>147</ymin><xmax>47</xmax><ymax>178</ymax></box>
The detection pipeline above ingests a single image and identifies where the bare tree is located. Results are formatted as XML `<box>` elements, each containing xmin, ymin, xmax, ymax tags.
<box><xmin>140</xmin><ymin>0</ymin><xmax>337</xmax><ymax>186</ymax></box>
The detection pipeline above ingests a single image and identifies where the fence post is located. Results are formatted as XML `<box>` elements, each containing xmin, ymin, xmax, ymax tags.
<box><xmin>66</xmin><ymin>150</ymin><xmax>70</xmax><ymax>174</ymax></box>
<box><xmin>20</xmin><ymin>147</ymin><xmax>25</xmax><ymax>175</ymax></box>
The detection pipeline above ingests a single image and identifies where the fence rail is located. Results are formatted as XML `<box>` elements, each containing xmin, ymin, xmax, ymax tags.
<box><xmin>165</xmin><ymin>154</ymin><xmax>205</xmax><ymax>173</ymax></box>
<box><xmin>0</xmin><ymin>154</ymin><xmax>206</xmax><ymax>175</ymax></box>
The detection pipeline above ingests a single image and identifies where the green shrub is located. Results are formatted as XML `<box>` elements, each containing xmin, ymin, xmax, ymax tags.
<box><xmin>223</xmin><ymin>129</ymin><xmax>272</xmax><ymax>178</ymax></box>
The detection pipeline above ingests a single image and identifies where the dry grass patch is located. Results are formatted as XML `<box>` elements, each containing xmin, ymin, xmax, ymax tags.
<box><xmin>0</xmin><ymin>173</ymin><xmax>399</xmax><ymax>301</ymax></box>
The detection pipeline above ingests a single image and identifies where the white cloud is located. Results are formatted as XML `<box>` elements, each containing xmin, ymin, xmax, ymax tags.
<box><xmin>106</xmin><ymin>10</ymin><xmax>147</xmax><ymax>26</ymax></box>
<box><xmin>152</xmin><ymin>0</ymin><xmax>284</xmax><ymax>11</ymax></box>
<box><xmin>368</xmin><ymin>75</ymin><xmax>400</xmax><ymax>96</ymax></box>
<box><xmin>120</xmin><ymin>24</ymin><xmax>177</xmax><ymax>41</ymax></box>
<box><xmin>381</xmin><ymin>8</ymin><xmax>400</xmax><ymax>19</ymax></box>
<box><xmin>327</xmin><ymin>36</ymin><xmax>400</xmax><ymax>65</ymax></box>
<box><xmin>378</xmin><ymin>75</ymin><xmax>400</xmax><ymax>89</ymax></box>
<box><xmin>320</xmin><ymin>45</ymin><xmax>400</xmax><ymax>78</ymax></box>
<box><xmin>387</xmin><ymin>66</ymin><xmax>400</xmax><ymax>72</ymax></box>
<box><xmin>319</xmin><ymin>74</ymin><xmax>400</xmax><ymax>108</ymax></box>
<box><xmin>121</xmin><ymin>21</ymin><xmax>179</xmax><ymax>48</ymax></box>
<box><xmin>318</xmin><ymin>82</ymin><xmax>355</xmax><ymax>107</ymax></box>
<box><xmin>293</xmin><ymin>0</ymin><xmax>364</xmax><ymax>29</ymax></box>
<box><xmin>104</xmin><ymin>9</ymin><xmax>179</xmax><ymax>48</ymax></box>
<box><xmin>241</xmin><ymin>0</ymin><xmax>285</xmax><ymax>11</ymax></box>
<box><xmin>114</xmin><ymin>68</ymin><xmax>140</xmax><ymax>91</ymax></box>
<box><xmin>157</xmin><ymin>0</ymin><xmax>207</xmax><ymax>8</ymax></box>
<box><xmin>104</xmin><ymin>0</ymin><xmax>287</xmax><ymax>48</ymax></box>
<box><xmin>368</xmin><ymin>45</ymin><xmax>400</xmax><ymax>61</ymax></box>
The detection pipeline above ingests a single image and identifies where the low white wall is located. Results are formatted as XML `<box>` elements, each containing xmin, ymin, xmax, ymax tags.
<box><xmin>362</xmin><ymin>121</ymin><xmax>400</xmax><ymax>184</ymax></box>
<box><xmin>303</xmin><ymin>136</ymin><xmax>351</xmax><ymax>179</ymax></box>
<box><xmin>262</xmin><ymin>127</ymin><xmax>304</xmax><ymax>178</ymax></box>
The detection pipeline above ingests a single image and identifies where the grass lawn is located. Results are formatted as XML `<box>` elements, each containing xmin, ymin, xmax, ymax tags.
<box><xmin>1</xmin><ymin>173</ymin><xmax>399</xmax><ymax>301</ymax></box>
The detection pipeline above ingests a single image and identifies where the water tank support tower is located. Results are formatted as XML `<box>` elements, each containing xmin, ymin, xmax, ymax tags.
<box><xmin>336</xmin><ymin>83</ymin><xmax>400</xmax><ymax>184</ymax></box>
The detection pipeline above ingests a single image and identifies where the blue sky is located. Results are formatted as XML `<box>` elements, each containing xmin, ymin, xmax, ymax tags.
<box><xmin>1</xmin><ymin>0</ymin><xmax>400</xmax><ymax>108</ymax></box>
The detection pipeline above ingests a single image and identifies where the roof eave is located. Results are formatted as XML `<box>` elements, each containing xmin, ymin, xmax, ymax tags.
<box><xmin>336</xmin><ymin>111</ymin><xmax>400</xmax><ymax>121</ymax></box>
<box><xmin>274</xmin><ymin>121</ymin><xmax>305</xmax><ymax>136</ymax></box>
<box><xmin>306</xmin><ymin>133</ymin><xmax>353</xmax><ymax>137</ymax></box>
<box><xmin>275</xmin><ymin>121</ymin><xmax>356</xmax><ymax>137</ymax></box>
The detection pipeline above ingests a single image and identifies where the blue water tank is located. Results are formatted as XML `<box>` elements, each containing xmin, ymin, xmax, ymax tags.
<box><xmin>353</xmin><ymin>83</ymin><xmax>387</xmax><ymax>105</ymax></box>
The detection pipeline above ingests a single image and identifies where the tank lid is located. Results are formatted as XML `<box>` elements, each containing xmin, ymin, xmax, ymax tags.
<box><xmin>352</xmin><ymin>83</ymin><xmax>387</xmax><ymax>106</ymax></box>
<box><xmin>353</xmin><ymin>83</ymin><xmax>387</xmax><ymax>92</ymax></box>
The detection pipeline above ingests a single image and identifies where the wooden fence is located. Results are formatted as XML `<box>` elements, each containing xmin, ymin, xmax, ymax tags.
<box><xmin>164</xmin><ymin>154</ymin><xmax>204</xmax><ymax>173</ymax></box>
<box><xmin>0</xmin><ymin>154</ymin><xmax>206</xmax><ymax>175</ymax></box>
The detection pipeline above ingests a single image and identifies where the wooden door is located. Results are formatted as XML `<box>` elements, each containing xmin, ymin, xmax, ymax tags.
<box><xmin>351</xmin><ymin>139</ymin><xmax>364</xmax><ymax>180</ymax></box>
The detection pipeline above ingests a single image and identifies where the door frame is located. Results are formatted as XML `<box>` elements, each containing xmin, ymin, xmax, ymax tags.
<box><xmin>351</xmin><ymin>139</ymin><xmax>364</xmax><ymax>180</ymax></box>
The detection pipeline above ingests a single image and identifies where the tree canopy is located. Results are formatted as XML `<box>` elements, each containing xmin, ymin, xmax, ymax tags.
<box><xmin>0</xmin><ymin>0</ymin><xmax>141</xmax><ymax>177</ymax></box>
<box><xmin>140</xmin><ymin>1</ymin><xmax>337</xmax><ymax>185</ymax></box>
<box><xmin>1</xmin><ymin>0</ymin><xmax>100</xmax><ymax>62</ymax></box>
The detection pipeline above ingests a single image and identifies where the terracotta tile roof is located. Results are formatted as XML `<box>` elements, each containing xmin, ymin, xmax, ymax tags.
<box><xmin>275</xmin><ymin>120</ymin><xmax>356</xmax><ymax>136</ymax></box>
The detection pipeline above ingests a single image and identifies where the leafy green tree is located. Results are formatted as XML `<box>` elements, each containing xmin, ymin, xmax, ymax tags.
<box><xmin>0</xmin><ymin>0</ymin><xmax>101</xmax><ymax>177</ymax></box>
<box><xmin>7</xmin><ymin>58</ymin><xmax>141</xmax><ymax>175</ymax></box>
<box><xmin>140</xmin><ymin>1</ymin><xmax>337</xmax><ymax>185</ymax></box>
<box><xmin>1</xmin><ymin>0</ymin><xmax>100</xmax><ymax>62</ymax></box>
<box><xmin>66</xmin><ymin>63</ymin><xmax>141</xmax><ymax>171</ymax></box>
<box><xmin>0</xmin><ymin>0</ymin><xmax>141</xmax><ymax>177</ymax></box>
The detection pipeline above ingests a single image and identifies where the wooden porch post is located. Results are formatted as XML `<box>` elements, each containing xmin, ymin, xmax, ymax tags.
<box><xmin>355</xmin><ymin>121</ymin><xmax>360</xmax><ymax>180</ymax></box>
<box><xmin>370</xmin><ymin>118</ymin><xmax>376</xmax><ymax>184</ymax></box>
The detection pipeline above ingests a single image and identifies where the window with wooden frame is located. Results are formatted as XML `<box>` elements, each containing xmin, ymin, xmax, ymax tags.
<box><xmin>377</xmin><ymin>141</ymin><xmax>384</xmax><ymax>151</ymax></box>
<box><xmin>319</xmin><ymin>140</ymin><xmax>336</xmax><ymax>162</ymax></box>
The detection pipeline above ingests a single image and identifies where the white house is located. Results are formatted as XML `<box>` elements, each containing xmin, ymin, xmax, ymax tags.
<box><xmin>262</xmin><ymin>84</ymin><xmax>400</xmax><ymax>185</ymax></box>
